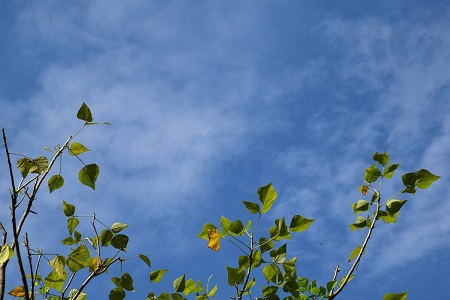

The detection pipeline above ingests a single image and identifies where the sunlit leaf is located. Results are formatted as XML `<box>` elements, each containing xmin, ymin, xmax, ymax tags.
<box><xmin>0</xmin><ymin>244</ymin><xmax>14</xmax><ymax>264</ymax></box>
<box><xmin>349</xmin><ymin>216</ymin><xmax>367</xmax><ymax>231</ymax></box>
<box><xmin>150</xmin><ymin>270</ymin><xmax>167</xmax><ymax>282</ymax></box>
<box><xmin>45</xmin><ymin>256</ymin><xmax>67</xmax><ymax>292</ymax></box>
<box><xmin>48</xmin><ymin>175</ymin><xmax>64</xmax><ymax>193</ymax></box>
<box><xmin>220</xmin><ymin>216</ymin><xmax>231</xmax><ymax>237</ymax></box>
<box><xmin>348</xmin><ymin>246</ymin><xmax>363</xmax><ymax>263</ymax></box>
<box><xmin>78</xmin><ymin>164</ymin><xmax>99</xmax><ymax>190</ymax></box>
<box><xmin>384</xmin><ymin>292</ymin><xmax>408</xmax><ymax>300</ymax></box>
<box><xmin>270</xmin><ymin>244</ymin><xmax>287</xmax><ymax>263</ymax></box>
<box><xmin>77</xmin><ymin>102</ymin><xmax>93</xmax><ymax>122</ymax></box>
<box><xmin>69</xmin><ymin>142</ymin><xmax>90</xmax><ymax>156</ymax></box>
<box><xmin>262</xmin><ymin>286</ymin><xmax>279</xmax><ymax>297</ymax></box>
<box><xmin>207</xmin><ymin>229</ymin><xmax>220</xmax><ymax>252</ymax></box>
<box><xmin>289</xmin><ymin>215</ymin><xmax>314</xmax><ymax>232</ymax></box>
<box><xmin>257</xmin><ymin>182</ymin><xmax>277</xmax><ymax>214</ymax></box>
<box><xmin>16</xmin><ymin>158</ymin><xmax>34</xmax><ymax>178</ymax></box>
<box><xmin>373</xmin><ymin>151</ymin><xmax>390</xmax><ymax>166</ymax></box>
<box><xmin>402</xmin><ymin>169</ymin><xmax>440</xmax><ymax>194</ymax></box>
<box><xmin>67</xmin><ymin>217</ymin><xmax>79</xmax><ymax>235</ymax></box>
<box><xmin>270</xmin><ymin>218</ymin><xmax>291</xmax><ymax>240</ymax></box>
<box><xmin>111</xmin><ymin>222</ymin><xmax>129</xmax><ymax>233</ymax></box>
<box><xmin>259</xmin><ymin>238</ymin><xmax>274</xmax><ymax>253</ymax></box>
<box><xmin>384</xmin><ymin>164</ymin><xmax>400</xmax><ymax>179</ymax></box>
<box><xmin>352</xmin><ymin>200</ymin><xmax>370</xmax><ymax>215</ymax></box>
<box><xmin>364</xmin><ymin>163</ymin><xmax>382</xmax><ymax>183</ymax></box>
<box><xmin>68</xmin><ymin>289</ymin><xmax>87</xmax><ymax>300</ymax></box>
<box><xmin>29</xmin><ymin>156</ymin><xmax>49</xmax><ymax>174</ymax></box>
<box><xmin>100</xmin><ymin>229</ymin><xmax>113</xmax><ymax>246</ymax></box>
<box><xmin>242</xmin><ymin>201</ymin><xmax>260</xmax><ymax>214</ymax></box>
<box><xmin>173</xmin><ymin>274</ymin><xmax>186</xmax><ymax>293</ymax></box>
<box><xmin>67</xmin><ymin>245</ymin><xmax>90</xmax><ymax>272</ymax></box>
<box><xmin>262</xmin><ymin>264</ymin><xmax>282</xmax><ymax>284</ymax></box>
<box><xmin>197</xmin><ymin>223</ymin><xmax>219</xmax><ymax>240</ymax></box>
<box><xmin>63</xmin><ymin>201</ymin><xmax>76</xmax><ymax>217</ymax></box>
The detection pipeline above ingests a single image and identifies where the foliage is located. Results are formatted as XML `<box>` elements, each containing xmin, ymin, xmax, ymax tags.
<box><xmin>0</xmin><ymin>104</ymin><xmax>440</xmax><ymax>300</ymax></box>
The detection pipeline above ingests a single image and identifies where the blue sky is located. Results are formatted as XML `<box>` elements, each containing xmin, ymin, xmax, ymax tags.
<box><xmin>1</xmin><ymin>1</ymin><xmax>449</xmax><ymax>299</ymax></box>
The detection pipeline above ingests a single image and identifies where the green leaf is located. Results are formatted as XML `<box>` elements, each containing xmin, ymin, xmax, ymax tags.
<box><xmin>379</xmin><ymin>200</ymin><xmax>407</xmax><ymax>223</ymax></box>
<box><xmin>386</xmin><ymin>199</ymin><xmax>407</xmax><ymax>215</ymax></box>
<box><xmin>326</xmin><ymin>280</ymin><xmax>337</xmax><ymax>293</ymax></box>
<box><xmin>238</xmin><ymin>255</ymin><xmax>250</xmax><ymax>273</ymax></box>
<box><xmin>384</xmin><ymin>164</ymin><xmax>400</xmax><ymax>179</ymax></box>
<box><xmin>282</xmin><ymin>257</ymin><xmax>297</xmax><ymax>277</ymax></box>
<box><xmin>348</xmin><ymin>246</ymin><xmax>363</xmax><ymax>262</ymax></box>
<box><xmin>352</xmin><ymin>200</ymin><xmax>370</xmax><ymax>215</ymax></box>
<box><xmin>402</xmin><ymin>169</ymin><xmax>440</xmax><ymax>194</ymax></box>
<box><xmin>48</xmin><ymin>175</ymin><xmax>64</xmax><ymax>193</ymax></box>
<box><xmin>77</xmin><ymin>102</ymin><xmax>93</xmax><ymax>122</ymax></box>
<box><xmin>384</xmin><ymin>292</ymin><xmax>408</xmax><ymax>300</ymax></box>
<box><xmin>149</xmin><ymin>270</ymin><xmax>167</xmax><ymax>283</ymax></box>
<box><xmin>45</xmin><ymin>256</ymin><xmax>67</xmax><ymax>292</ymax></box>
<box><xmin>220</xmin><ymin>216</ymin><xmax>231</xmax><ymax>237</ymax></box>
<box><xmin>29</xmin><ymin>156</ymin><xmax>49</xmax><ymax>174</ymax></box>
<box><xmin>101</xmin><ymin>230</ymin><xmax>114</xmax><ymax>246</ymax></box>
<box><xmin>68</xmin><ymin>289</ymin><xmax>86</xmax><ymax>300</ymax></box>
<box><xmin>184</xmin><ymin>279</ymin><xmax>197</xmax><ymax>295</ymax></box>
<box><xmin>67</xmin><ymin>245</ymin><xmax>90</xmax><ymax>272</ymax></box>
<box><xmin>338</xmin><ymin>274</ymin><xmax>354</xmax><ymax>288</ymax></box>
<box><xmin>262</xmin><ymin>264</ymin><xmax>282</xmax><ymax>284</ymax></box>
<box><xmin>0</xmin><ymin>244</ymin><xmax>14</xmax><ymax>264</ymax></box>
<box><xmin>270</xmin><ymin>244</ymin><xmax>287</xmax><ymax>263</ymax></box>
<box><xmin>197</xmin><ymin>223</ymin><xmax>219</xmax><ymax>240</ymax></box>
<box><xmin>251</xmin><ymin>250</ymin><xmax>265</xmax><ymax>268</ymax></box>
<box><xmin>109</xmin><ymin>287</ymin><xmax>125</xmax><ymax>300</ymax></box>
<box><xmin>111</xmin><ymin>234</ymin><xmax>129</xmax><ymax>252</ymax></box>
<box><xmin>259</xmin><ymin>237</ymin><xmax>274</xmax><ymax>253</ymax></box>
<box><xmin>120</xmin><ymin>273</ymin><xmax>134</xmax><ymax>292</ymax></box>
<box><xmin>229</xmin><ymin>220</ymin><xmax>244</xmax><ymax>235</ymax></box>
<box><xmin>207</xmin><ymin>284</ymin><xmax>218</xmax><ymax>297</ymax></box>
<box><xmin>67</xmin><ymin>217</ymin><xmax>79</xmax><ymax>235</ymax></box>
<box><xmin>78</xmin><ymin>164</ymin><xmax>100</xmax><ymax>190</ymax></box>
<box><xmin>349</xmin><ymin>216</ymin><xmax>367</xmax><ymax>231</ymax></box>
<box><xmin>289</xmin><ymin>215</ymin><xmax>314</xmax><ymax>232</ymax></box>
<box><xmin>226</xmin><ymin>266</ymin><xmax>245</xmax><ymax>286</ymax></box>
<box><xmin>262</xmin><ymin>286</ymin><xmax>279</xmax><ymax>296</ymax></box>
<box><xmin>373</xmin><ymin>151</ymin><xmax>390</xmax><ymax>166</ymax></box>
<box><xmin>242</xmin><ymin>201</ymin><xmax>261</xmax><ymax>214</ymax></box>
<box><xmin>270</xmin><ymin>218</ymin><xmax>292</xmax><ymax>241</ymax></box>
<box><xmin>257</xmin><ymin>182</ymin><xmax>277</xmax><ymax>214</ymax></box>
<box><xmin>173</xmin><ymin>274</ymin><xmax>186</xmax><ymax>293</ymax></box>
<box><xmin>44</xmin><ymin>269</ymin><xmax>66</xmax><ymax>292</ymax></box>
<box><xmin>63</xmin><ymin>201</ymin><xmax>76</xmax><ymax>217</ymax></box>
<box><xmin>16</xmin><ymin>158</ymin><xmax>34</xmax><ymax>178</ymax></box>
<box><xmin>364</xmin><ymin>163</ymin><xmax>382</xmax><ymax>183</ymax></box>
<box><xmin>111</xmin><ymin>222</ymin><xmax>129</xmax><ymax>233</ymax></box>
<box><xmin>61</xmin><ymin>236</ymin><xmax>74</xmax><ymax>245</ymax></box>
<box><xmin>70</xmin><ymin>142</ymin><xmax>90</xmax><ymax>156</ymax></box>
<box><xmin>139</xmin><ymin>254</ymin><xmax>151</xmax><ymax>267</ymax></box>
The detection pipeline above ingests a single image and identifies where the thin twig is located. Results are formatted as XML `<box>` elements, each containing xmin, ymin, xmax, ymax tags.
<box><xmin>2</xmin><ymin>128</ymin><xmax>30</xmax><ymax>300</ymax></box>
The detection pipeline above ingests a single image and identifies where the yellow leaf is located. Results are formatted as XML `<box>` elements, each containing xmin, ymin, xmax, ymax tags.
<box><xmin>8</xmin><ymin>286</ymin><xmax>25</xmax><ymax>297</ymax></box>
<box><xmin>207</xmin><ymin>229</ymin><xmax>220</xmax><ymax>252</ymax></box>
